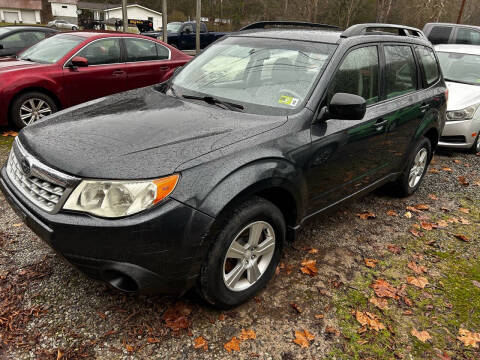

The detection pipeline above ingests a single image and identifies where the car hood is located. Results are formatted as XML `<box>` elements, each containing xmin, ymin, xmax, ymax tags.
<box><xmin>19</xmin><ymin>86</ymin><xmax>287</xmax><ymax>179</ymax></box>
<box><xmin>446</xmin><ymin>81</ymin><xmax>480</xmax><ymax>111</ymax></box>
<box><xmin>0</xmin><ymin>58</ymin><xmax>47</xmax><ymax>72</ymax></box>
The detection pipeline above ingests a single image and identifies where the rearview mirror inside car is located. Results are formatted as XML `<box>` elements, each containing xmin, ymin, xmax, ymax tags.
<box><xmin>327</xmin><ymin>93</ymin><xmax>366</xmax><ymax>120</ymax></box>
<box><xmin>70</xmin><ymin>56</ymin><xmax>88</xmax><ymax>68</ymax></box>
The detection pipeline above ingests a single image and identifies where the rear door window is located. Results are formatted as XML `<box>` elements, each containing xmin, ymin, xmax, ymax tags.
<box><xmin>415</xmin><ymin>46</ymin><xmax>440</xmax><ymax>87</ymax></box>
<box><xmin>384</xmin><ymin>45</ymin><xmax>417</xmax><ymax>99</ymax></box>
<box><xmin>125</xmin><ymin>38</ymin><xmax>158</xmax><ymax>62</ymax></box>
<box><xmin>455</xmin><ymin>27</ymin><xmax>480</xmax><ymax>45</ymax></box>
<box><xmin>428</xmin><ymin>26</ymin><xmax>453</xmax><ymax>44</ymax></box>
<box><xmin>328</xmin><ymin>46</ymin><xmax>380</xmax><ymax>105</ymax></box>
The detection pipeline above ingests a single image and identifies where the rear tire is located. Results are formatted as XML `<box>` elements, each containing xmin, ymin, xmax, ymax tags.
<box><xmin>391</xmin><ymin>137</ymin><xmax>432</xmax><ymax>197</ymax></box>
<box><xmin>198</xmin><ymin>196</ymin><xmax>285</xmax><ymax>308</ymax></box>
<box><xmin>10</xmin><ymin>92</ymin><xmax>57</xmax><ymax>129</ymax></box>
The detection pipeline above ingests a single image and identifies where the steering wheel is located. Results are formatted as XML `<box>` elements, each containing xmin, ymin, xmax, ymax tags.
<box><xmin>277</xmin><ymin>89</ymin><xmax>302</xmax><ymax>107</ymax></box>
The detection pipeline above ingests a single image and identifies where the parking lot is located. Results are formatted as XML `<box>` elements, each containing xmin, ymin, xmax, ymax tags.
<box><xmin>0</xmin><ymin>131</ymin><xmax>479</xmax><ymax>359</ymax></box>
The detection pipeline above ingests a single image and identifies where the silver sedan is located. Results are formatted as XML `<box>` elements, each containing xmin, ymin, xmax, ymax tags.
<box><xmin>47</xmin><ymin>20</ymin><xmax>78</xmax><ymax>31</ymax></box>
<box><xmin>436</xmin><ymin>44</ymin><xmax>480</xmax><ymax>153</ymax></box>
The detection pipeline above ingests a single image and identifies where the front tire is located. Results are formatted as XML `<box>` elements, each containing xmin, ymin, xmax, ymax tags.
<box><xmin>470</xmin><ymin>132</ymin><xmax>480</xmax><ymax>154</ymax></box>
<box><xmin>391</xmin><ymin>137</ymin><xmax>432</xmax><ymax>197</ymax></box>
<box><xmin>72</xmin><ymin>26</ymin><xmax>77</xmax><ymax>30</ymax></box>
<box><xmin>198</xmin><ymin>197</ymin><xmax>285</xmax><ymax>308</ymax></box>
<box><xmin>10</xmin><ymin>92</ymin><xmax>57</xmax><ymax>129</ymax></box>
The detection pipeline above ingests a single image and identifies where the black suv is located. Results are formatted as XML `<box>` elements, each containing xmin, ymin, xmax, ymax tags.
<box><xmin>0</xmin><ymin>22</ymin><xmax>447</xmax><ymax>308</ymax></box>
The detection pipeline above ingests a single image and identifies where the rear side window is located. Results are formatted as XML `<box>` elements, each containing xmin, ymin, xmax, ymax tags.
<box><xmin>415</xmin><ymin>46</ymin><xmax>440</xmax><ymax>86</ymax></box>
<box><xmin>125</xmin><ymin>38</ymin><xmax>158</xmax><ymax>61</ymax></box>
<box><xmin>455</xmin><ymin>28</ymin><xmax>480</xmax><ymax>45</ymax></box>
<box><xmin>328</xmin><ymin>46</ymin><xmax>379</xmax><ymax>105</ymax></box>
<box><xmin>384</xmin><ymin>45</ymin><xmax>417</xmax><ymax>99</ymax></box>
<box><xmin>156</xmin><ymin>43</ymin><xmax>170</xmax><ymax>60</ymax></box>
<box><xmin>428</xmin><ymin>26</ymin><xmax>453</xmax><ymax>44</ymax></box>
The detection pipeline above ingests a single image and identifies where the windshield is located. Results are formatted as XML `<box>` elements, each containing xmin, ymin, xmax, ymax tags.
<box><xmin>172</xmin><ymin>36</ymin><xmax>336</xmax><ymax>115</ymax></box>
<box><xmin>437</xmin><ymin>51</ymin><xmax>480</xmax><ymax>86</ymax></box>
<box><xmin>167</xmin><ymin>23</ymin><xmax>182</xmax><ymax>33</ymax></box>
<box><xmin>19</xmin><ymin>34</ymin><xmax>83</xmax><ymax>64</ymax></box>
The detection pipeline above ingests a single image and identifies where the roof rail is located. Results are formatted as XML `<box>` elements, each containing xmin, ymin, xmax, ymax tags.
<box><xmin>341</xmin><ymin>23</ymin><xmax>426</xmax><ymax>38</ymax></box>
<box><xmin>239</xmin><ymin>21</ymin><xmax>340</xmax><ymax>31</ymax></box>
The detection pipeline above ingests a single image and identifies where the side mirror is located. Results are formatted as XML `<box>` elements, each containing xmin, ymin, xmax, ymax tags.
<box><xmin>183</xmin><ymin>28</ymin><xmax>192</xmax><ymax>35</ymax></box>
<box><xmin>327</xmin><ymin>93</ymin><xmax>366</xmax><ymax>120</ymax></box>
<box><xmin>70</xmin><ymin>56</ymin><xmax>88</xmax><ymax>68</ymax></box>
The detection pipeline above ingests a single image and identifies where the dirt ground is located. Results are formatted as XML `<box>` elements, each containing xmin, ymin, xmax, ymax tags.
<box><xmin>0</xmin><ymin>131</ymin><xmax>479</xmax><ymax>360</ymax></box>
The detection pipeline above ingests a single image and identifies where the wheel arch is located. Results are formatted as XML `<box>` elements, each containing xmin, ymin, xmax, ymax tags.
<box><xmin>8</xmin><ymin>87</ymin><xmax>62</xmax><ymax>125</ymax></box>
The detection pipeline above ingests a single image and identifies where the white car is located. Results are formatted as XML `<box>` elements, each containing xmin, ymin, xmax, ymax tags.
<box><xmin>435</xmin><ymin>44</ymin><xmax>480</xmax><ymax>153</ymax></box>
<box><xmin>47</xmin><ymin>19</ymin><xmax>78</xmax><ymax>31</ymax></box>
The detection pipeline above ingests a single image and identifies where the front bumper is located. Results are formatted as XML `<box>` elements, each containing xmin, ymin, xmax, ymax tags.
<box><xmin>438</xmin><ymin>119</ymin><xmax>479</xmax><ymax>149</ymax></box>
<box><xmin>0</xmin><ymin>166</ymin><xmax>215</xmax><ymax>295</ymax></box>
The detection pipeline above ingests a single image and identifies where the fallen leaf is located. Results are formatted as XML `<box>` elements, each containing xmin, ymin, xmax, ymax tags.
<box><xmin>290</xmin><ymin>303</ymin><xmax>302</xmax><ymax>314</ymax></box>
<box><xmin>325</xmin><ymin>326</ymin><xmax>340</xmax><ymax>337</ymax></box>
<box><xmin>308</xmin><ymin>248</ymin><xmax>319</xmax><ymax>254</ymax></box>
<box><xmin>457</xmin><ymin>328</ymin><xmax>480</xmax><ymax>348</ymax></box>
<box><xmin>458</xmin><ymin>176</ymin><xmax>469</xmax><ymax>186</ymax></box>
<box><xmin>428</xmin><ymin>194</ymin><xmax>438</xmax><ymax>200</ymax></box>
<box><xmin>239</xmin><ymin>328</ymin><xmax>256</xmax><ymax>340</ymax></box>
<box><xmin>428</xmin><ymin>168</ymin><xmax>440</xmax><ymax>174</ymax></box>
<box><xmin>410</xmin><ymin>228</ymin><xmax>424</xmax><ymax>237</ymax></box>
<box><xmin>415</xmin><ymin>204</ymin><xmax>430</xmax><ymax>211</ymax></box>
<box><xmin>194</xmin><ymin>336</ymin><xmax>208</xmax><ymax>351</ymax></box>
<box><xmin>474</xmin><ymin>180</ymin><xmax>480</xmax><ymax>186</ymax></box>
<box><xmin>355</xmin><ymin>311</ymin><xmax>385</xmax><ymax>331</ymax></box>
<box><xmin>1</xmin><ymin>131</ymin><xmax>18</xmax><ymax>137</ymax></box>
<box><xmin>459</xmin><ymin>217</ymin><xmax>470</xmax><ymax>225</ymax></box>
<box><xmin>404</xmin><ymin>211</ymin><xmax>413</xmax><ymax>218</ymax></box>
<box><xmin>364</xmin><ymin>258</ymin><xmax>378</xmax><ymax>268</ymax></box>
<box><xmin>293</xmin><ymin>329</ymin><xmax>314</xmax><ymax>347</ymax></box>
<box><xmin>436</xmin><ymin>220</ymin><xmax>448</xmax><ymax>228</ymax></box>
<box><xmin>387</xmin><ymin>244</ymin><xmax>401</xmax><ymax>254</ymax></box>
<box><xmin>56</xmin><ymin>349</ymin><xmax>64</xmax><ymax>360</ymax></box>
<box><xmin>125</xmin><ymin>344</ymin><xmax>134</xmax><ymax>352</ymax></box>
<box><xmin>442</xmin><ymin>167</ymin><xmax>453</xmax><ymax>172</ymax></box>
<box><xmin>147</xmin><ymin>337</ymin><xmax>160</xmax><ymax>344</ymax></box>
<box><xmin>371</xmin><ymin>279</ymin><xmax>398</xmax><ymax>299</ymax></box>
<box><xmin>459</xmin><ymin>207</ymin><xmax>470</xmax><ymax>214</ymax></box>
<box><xmin>407</xmin><ymin>276</ymin><xmax>429</xmax><ymax>289</ymax></box>
<box><xmin>224</xmin><ymin>337</ymin><xmax>240</xmax><ymax>352</ymax></box>
<box><xmin>406</xmin><ymin>206</ymin><xmax>421</xmax><ymax>213</ymax></box>
<box><xmin>421</xmin><ymin>222</ymin><xmax>436</xmax><ymax>231</ymax></box>
<box><xmin>300</xmin><ymin>259</ymin><xmax>318</xmax><ymax>276</ymax></box>
<box><xmin>12</xmin><ymin>223</ymin><xmax>22</xmax><ymax>227</ymax></box>
<box><xmin>314</xmin><ymin>314</ymin><xmax>324</xmax><ymax>319</ymax></box>
<box><xmin>403</xmin><ymin>309</ymin><xmax>413</xmax><ymax>315</ymax></box>
<box><xmin>356</xmin><ymin>212</ymin><xmax>376</xmax><ymax>220</ymax></box>
<box><xmin>162</xmin><ymin>303</ymin><xmax>192</xmax><ymax>331</ymax></box>
<box><xmin>411</xmin><ymin>328</ymin><xmax>432</xmax><ymax>343</ymax></box>
<box><xmin>387</xmin><ymin>210</ymin><xmax>398</xmax><ymax>216</ymax></box>
<box><xmin>454</xmin><ymin>234</ymin><xmax>470</xmax><ymax>242</ymax></box>
<box><xmin>369</xmin><ymin>297</ymin><xmax>389</xmax><ymax>310</ymax></box>
<box><xmin>453</xmin><ymin>159</ymin><xmax>462</xmax><ymax>164</ymax></box>
<box><xmin>408</xmin><ymin>261</ymin><xmax>427</xmax><ymax>274</ymax></box>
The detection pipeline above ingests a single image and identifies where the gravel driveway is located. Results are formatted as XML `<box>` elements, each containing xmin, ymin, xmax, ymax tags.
<box><xmin>0</xmin><ymin>133</ymin><xmax>479</xmax><ymax>359</ymax></box>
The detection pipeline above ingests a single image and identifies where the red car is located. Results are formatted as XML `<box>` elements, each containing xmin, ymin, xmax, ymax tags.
<box><xmin>0</xmin><ymin>32</ymin><xmax>191</xmax><ymax>128</ymax></box>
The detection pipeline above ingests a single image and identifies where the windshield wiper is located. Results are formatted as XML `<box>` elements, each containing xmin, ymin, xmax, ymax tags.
<box><xmin>20</xmin><ymin>57</ymin><xmax>34</xmax><ymax>62</ymax></box>
<box><xmin>444</xmin><ymin>78</ymin><xmax>479</xmax><ymax>86</ymax></box>
<box><xmin>182</xmin><ymin>94</ymin><xmax>244</xmax><ymax>112</ymax></box>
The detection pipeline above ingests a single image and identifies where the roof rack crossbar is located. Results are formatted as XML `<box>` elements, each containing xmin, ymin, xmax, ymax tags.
<box><xmin>239</xmin><ymin>21</ymin><xmax>340</xmax><ymax>31</ymax></box>
<box><xmin>341</xmin><ymin>23</ymin><xmax>426</xmax><ymax>38</ymax></box>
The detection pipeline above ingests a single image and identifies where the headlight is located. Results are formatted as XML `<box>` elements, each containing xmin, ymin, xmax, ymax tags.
<box><xmin>446</xmin><ymin>103</ymin><xmax>480</xmax><ymax>121</ymax></box>
<box><xmin>63</xmin><ymin>175</ymin><xmax>179</xmax><ymax>218</ymax></box>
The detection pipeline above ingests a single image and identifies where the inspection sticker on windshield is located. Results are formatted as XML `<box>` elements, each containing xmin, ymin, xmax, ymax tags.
<box><xmin>278</xmin><ymin>95</ymin><xmax>299</xmax><ymax>107</ymax></box>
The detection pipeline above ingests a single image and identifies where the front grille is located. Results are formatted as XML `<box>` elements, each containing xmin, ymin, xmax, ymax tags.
<box><xmin>440</xmin><ymin>135</ymin><xmax>466</xmax><ymax>144</ymax></box>
<box><xmin>5</xmin><ymin>140</ymin><xmax>80</xmax><ymax>213</ymax></box>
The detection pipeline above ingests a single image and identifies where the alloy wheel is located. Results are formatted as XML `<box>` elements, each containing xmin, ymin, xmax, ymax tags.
<box><xmin>222</xmin><ymin>221</ymin><xmax>276</xmax><ymax>292</ymax></box>
<box><xmin>19</xmin><ymin>98</ymin><xmax>52</xmax><ymax>125</ymax></box>
<box><xmin>408</xmin><ymin>148</ymin><xmax>428</xmax><ymax>188</ymax></box>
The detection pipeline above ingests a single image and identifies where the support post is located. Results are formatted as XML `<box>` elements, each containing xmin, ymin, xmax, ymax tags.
<box><xmin>162</xmin><ymin>0</ymin><xmax>167</xmax><ymax>42</ymax></box>
<box><xmin>122</xmin><ymin>0</ymin><xmax>128</xmax><ymax>32</ymax></box>
<box><xmin>196</xmin><ymin>0</ymin><xmax>201</xmax><ymax>54</ymax></box>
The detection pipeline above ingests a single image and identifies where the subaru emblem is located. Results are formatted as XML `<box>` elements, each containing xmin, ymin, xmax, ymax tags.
<box><xmin>21</xmin><ymin>158</ymin><xmax>31</xmax><ymax>176</ymax></box>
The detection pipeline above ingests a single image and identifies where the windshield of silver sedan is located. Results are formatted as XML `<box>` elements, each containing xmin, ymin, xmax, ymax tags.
<box><xmin>19</xmin><ymin>34</ymin><xmax>84</xmax><ymax>64</ymax></box>
<box><xmin>172</xmin><ymin>36</ymin><xmax>336</xmax><ymax>114</ymax></box>
<box><xmin>437</xmin><ymin>51</ymin><xmax>480</xmax><ymax>86</ymax></box>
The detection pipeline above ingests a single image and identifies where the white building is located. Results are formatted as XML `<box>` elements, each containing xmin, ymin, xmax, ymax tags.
<box><xmin>0</xmin><ymin>0</ymin><xmax>42</xmax><ymax>24</ymax></box>
<box><xmin>49</xmin><ymin>0</ymin><xmax>78</xmax><ymax>24</ymax></box>
<box><xmin>104</xmin><ymin>4</ymin><xmax>162</xmax><ymax>30</ymax></box>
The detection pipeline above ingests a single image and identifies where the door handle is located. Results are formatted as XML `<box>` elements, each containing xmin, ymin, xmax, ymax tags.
<box><xmin>420</xmin><ymin>103</ymin><xmax>430</xmax><ymax>112</ymax></box>
<box><xmin>112</xmin><ymin>70</ymin><xmax>125</xmax><ymax>76</ymax></box>
<box><xmin>159</xmin><ymin>65</ymin><xmax>170</xmax><ymax>71</ymax></box>
<box><xmin>375</xmin><ymin>118</ymin><xmax>388</xmax><ymax>131</ymax></box>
